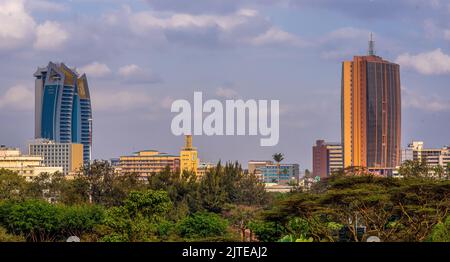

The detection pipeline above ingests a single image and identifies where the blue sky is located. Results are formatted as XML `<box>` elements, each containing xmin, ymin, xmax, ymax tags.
<box><xmin>1</xmin><ymin>0</ymin><xmax>450</xmax><ymax>170</ymax></box>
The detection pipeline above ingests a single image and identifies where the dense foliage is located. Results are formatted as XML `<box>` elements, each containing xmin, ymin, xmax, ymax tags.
<box><xmin>0</xmin><ymin>159</ymin><xmax>449</xmax><ymax>242</ymax></box>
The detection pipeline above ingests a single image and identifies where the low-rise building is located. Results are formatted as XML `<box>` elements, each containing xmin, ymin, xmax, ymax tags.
<box><xmin>401</xmin><ymin>141</ymin><xmax>450</xmax><ymax>176</ymax></box>
<box><xmin>197</xmin><ymin>162</ymin><xmax>215</xmax><ymax>177</ymax></box>
<box><xmin>119</xmin><ymin>150</ymin><xmax>180</xmax><ymax>179</ymax></box>
<box><xmin>0</xmin><ymin>145</ymin><xmax>62</xmax><ymax>181</ymax></box>
<box><xmin>259</xmin><ymin>163</ymin><xmax>300</xmax><ymax>184</ymax></box>
<box><xmin>248</xmin><ymin>160</ymin><xmax>273</xmax><ymax>180</ymax></box>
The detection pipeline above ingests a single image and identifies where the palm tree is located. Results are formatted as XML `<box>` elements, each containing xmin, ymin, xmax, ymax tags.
<box><xmin>272</xmin><ymin>153</ymin><xmax>284</xmax><ymax>183</ymax></box>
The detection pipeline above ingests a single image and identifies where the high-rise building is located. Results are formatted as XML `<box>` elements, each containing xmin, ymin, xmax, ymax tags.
<box><xmin>313</xmin><ymin>140</ymin><xmax>343</xmax><ymax>178</ymax></box>
<box><xmin>341</xmin><ymin>35</ymin><xmax>401</xmax><ymax>175</ymax></box>
<box><xmin>119</xmin><ymin>150</ymin><xmax>180</xmax><ymax>179</ymax></box>
<box><xmin>180</xmin><ymin>135</ymin><xmax>199</xmax><ymax>175</ymax></box>
<box><xmin>0</xmin><ymin>145</ymin><xmax>62</xmax><ymax>181</ymax></box>
<box><xmin>34</xmin><ymin>62</ymin><xmax>92</xmax><ymax>166</ymax></box>
<box><xmin>28</xmin><ymin>139</ymin><xmax>84</xmax><ymax>175</ymax></box>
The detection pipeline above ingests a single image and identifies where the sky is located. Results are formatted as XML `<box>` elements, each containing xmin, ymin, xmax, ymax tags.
<box><xmin>1</xmin><ymin>0</ymin><xmax>450</xmax><ymax>170</ymax></box>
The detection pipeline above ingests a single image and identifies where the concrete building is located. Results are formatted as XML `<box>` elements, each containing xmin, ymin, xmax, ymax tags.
<box><xmin>180</xmin><ymin>135</ymin><xmax>199</xmax><ymax>176</ymax></box>
<box><xmin>28</xmin><ymin>139</ymin><xmax>84</xmax><ymax>175</ymax></box>
<box><xmin>259</xmin><ymin>163</ymin><xmax>300</xmax><ymax>184</ymax></box>
<box><xmin>313</xmin><ymin>140</ymin><xmax>343</xmax><ymax>178</ymax></box>
<box><xmin>401</xmin><ymin>141</ymin><xmax>450</xmax><ymax>171</ymax></box>
<box><xmin>119</xmin><ymin>150</ymin><xmax>180</xmax><ymax>179</ymax></box>
<box><xmin>197</xmin><ymin>162</ymin><xmax>215</xmax><ymax>177</ymax></box>
<box><xmin>0</xmin><ymin>146</ymin><xmax>62</xmax><ymax>181</ymax></box>
<box><xmin>34</xmin><ymin>62</ymin><xmax>93</xmax><ymax>165</ymax></box>
<box><xmin>248</xmin><ymin>160</ymin><xmax>273</xmax><ymax>180</ymax></box>
<box><xmin>341</xmin><ymin>35</ymin><xmax>401</xmax><ymax>176</ymax></box>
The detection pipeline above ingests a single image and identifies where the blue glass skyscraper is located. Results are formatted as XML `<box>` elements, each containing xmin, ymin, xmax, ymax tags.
<box><xmin>34</xmin><ymin>62</ymin><xmax>93</xmax><ymax>165</ymax></box>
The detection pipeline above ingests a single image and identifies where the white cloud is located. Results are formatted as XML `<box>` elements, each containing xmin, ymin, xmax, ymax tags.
<box><xmin>79</xmin><ymin>62</ymin><xmax>111</xmax><ymax>78</ymax></box>
<box><xmin>0</xmin><ymin>0</ymin><xmax>36</xmax><ymax>50</ymax></box>
<box><xmin>396</xmin><ymin>49</ymin><xmax>450</xmax><ymax>75</ymax></box>
<box><xmin>215</xmin><ymin>87</ymin><xmax>239</xmax><ymax>99</ymax></box>
<box><xmin>402</xmin><ymin>87</ymin><xmax>450</xmax><ymax>112</ymax></box>
<box><xmin>247</xmin><ymin>27</ymin><xmax>307</xmax><ymax>47</ymax></box>
<box><xmin>129</xmin><ymin>9</ymin><xmax>257</xmax><ymax>33</ymax></box>
<box><xmin>91</xmin><ymin>90</ymin><xmax>154</xmax><ymax>112</ymax></box>
<box><xmin>34</xmin><ymin>21</ymin><xmax>69</xmax><ymax>50</ymax></box>
<box><xmin>118</xmin><ymin>64</ymin><xmax>141</xmax><ymax>77</ymax></box>
<box><xmin>118</xmin><ymin>64</ymin><xmax>162</xmax><ymax>84</ymax></box>
<box><xmin>121</xmin><ymin>7</ymin><xmax>305</xmax><ymax>48</ymax></box>
<box><xmin>0</xmin><ymin>85</ymin><xmax>34</xmax><ymax>111</ymax></box>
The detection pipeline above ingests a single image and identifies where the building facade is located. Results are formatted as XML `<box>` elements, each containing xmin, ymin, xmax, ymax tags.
<box><xmin>259</xmin><ymin>164</ymin><xmax>300</xmax><ymax>184</ymax></box>
<box><xmin>119</xmin><ymin>150</ymin><xmax>180</xmax><ymax>179</ymax></box>
<box><xmin>341</xmin><ymin>37</ymin><xmax>401</xmax><ymax>175</ymax></box>
<box><xmin>34</xmin><ymin>62</ymin><xmax>92</xmax><ymax>165</ymax></box>
<box><xmin>248</xmin><ymin>160</ymin><xmax>274</xmax><ymax>180</ymax></box>
<box><xmin>401</xmin><ymin>141</ymin><xmax>450</xmax><ymax>171</ymax></box>
<box><xmin>28</xmin><ymin>139</ymin><xmax>84</xmax><ymax>175</ymax></box>
<box><xmin>197</xmin><ymin>162</ymin><xmax>215</xmax><ymax>177</ymax></box>
<box><xmin>313</xmin><ymin>140</ymin><xmax>343</xmax><ymax>178</ymax></box>
<box><xmin>180</xmin><ymin>135</ymin><xmax>199</xmax><ymax>175</ymax></box>
<box><xmin>0</xmin><ymin>146</ymin><xmax>62</xmax><ymax>181</ymax></box>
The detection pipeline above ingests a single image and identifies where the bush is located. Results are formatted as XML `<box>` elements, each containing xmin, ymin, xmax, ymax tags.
<box><xmin>428</xmin><ymin>216</ymin><xmax>450</xmax><ymax>242</ymax></box>
<box><xmin>178</xmin><ymin>212</ymin><xmax>228</xmax><ymax>240</ymax></box>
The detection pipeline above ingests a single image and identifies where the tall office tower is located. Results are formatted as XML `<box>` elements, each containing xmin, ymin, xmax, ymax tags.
<box><xmin>341</xmin><ymin>35</ymin><xmax>401</xmax><ymax>174</ymax></box>
<box><xmin>180</xmin><ymin>135</ymin><xmax>199</xmax><ymax>175</ymax></box>
<box><xmin>34</xmin><ymin>62</ymin><xmax>93</xmax><ymax>165</ymax></box>
<box><xmin>313</xmin><ymin>140</ymin><xmax>343</xmax><ymax>178</ymax></box>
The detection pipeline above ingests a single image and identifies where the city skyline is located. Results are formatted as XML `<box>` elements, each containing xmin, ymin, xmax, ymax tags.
<box><xmin>1</xmin><ymin>0</ymin><xmax>450</xmax><ymax>169</ymax></box>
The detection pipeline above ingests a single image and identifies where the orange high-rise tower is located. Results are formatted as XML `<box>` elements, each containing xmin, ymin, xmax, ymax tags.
<box><xmin>341</xmin><ymin>35</ymin><xmax>401</xmax><ymax>175</ymax></box>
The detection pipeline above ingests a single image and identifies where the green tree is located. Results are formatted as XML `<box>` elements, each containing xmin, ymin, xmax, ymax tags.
<box><xmin>82</xmin><ymin>161</ymin><xmax>144</xmax><ymax>207</ymax></box>
<box><xmin>0</xmin><ymin>169</ymin><xmax>27</xmax><ymax>201</ymax></box>
<box><xmin>428</xmin><ymin>216</ymin><xmax>450</xmax><ymax>242</ymax></box>
<box><xmin>248</xmin><ymin>220</ymin><xmax>285</xmax><ymax>242</ymax></box>
<box><xmin>398</xmin><ymin>160</ymin><xmax>429</xmax><ymax>178</ymax></box>
<box><xmin>0</xmin><ymin>200</ymin><xmax>104</xmax><ymax>242</ymax></box>
<box><xmin>198</xmin><ymin>164</ymin><xmax>227</xmax><ymax>213</ymax></box>
<box><xmin>27</xmin><ymin>172</ymin><xmax>66</xmax><ymax>202</ymax></box>
<box><xmin>98</xmin><ymin>190</ymin><xmax>172</xmax><ymax>242</ymax></box>
<box><xmin>60</xmin><ymin>176</ymin><xmax>90</xmax><ymax>205</ymax></box>
<box><xmin>272</xmin><ymin>153</ymin><xmax>284</xmax><ymax>183</ymax></box>
<box><xmin>177</xmin><ymin>212</ymin><xmax>228</xmax><ymax>240</ymax></box>
<box><xmin>223</xmin><ymin>204</ymin><xmax>259</xmax><ymax>241</ymax></box>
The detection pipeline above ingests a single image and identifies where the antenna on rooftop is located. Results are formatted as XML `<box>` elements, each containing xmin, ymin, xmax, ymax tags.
<box><xmin>368</xmin><ymin>33</ymin><xmax>376</xmax><ymax>56</ymax></box>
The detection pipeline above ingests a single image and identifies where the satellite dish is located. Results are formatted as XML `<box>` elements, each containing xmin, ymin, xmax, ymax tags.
<box><xmin>366</xmin><ymin>236</ymin><xmax>381</xmax><ymax>242</ymax></box>
<box><xmin>66</xmin><ymin>236</ymin><xmax>81</xmax><ymax>242</ymax></box>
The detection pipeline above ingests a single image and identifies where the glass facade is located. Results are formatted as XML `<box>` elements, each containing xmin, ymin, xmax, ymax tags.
<box><xmin>341</xmin><ymin>55</ymin><xmax>401</xmax><ymax>171</ymax></box>
<box><xmin>34</xmin><ymin>62</ymin><xmax>92</xmax><ymax>165</ymax></box>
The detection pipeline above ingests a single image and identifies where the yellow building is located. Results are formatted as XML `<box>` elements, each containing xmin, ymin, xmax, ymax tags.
<box><xmin>0</xmin><ymin>146</ymin><xmax>62</xmax><ymax>181</ymax></box>
<box><xmin>180</xmin><ymin>135</ymin><xmax>199</xmax><ymax>176</ymax></box>
<box><xmin>119</xmin><ymin>150</ymin><xmax>180</xmax><ymax>179</ymax></box>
